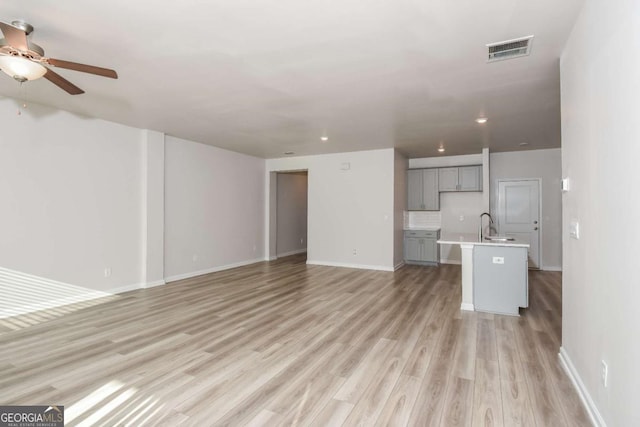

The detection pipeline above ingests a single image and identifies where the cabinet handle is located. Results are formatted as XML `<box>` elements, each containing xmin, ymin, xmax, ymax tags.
<box><xmin>534</xmin><ymin>227</ymin><xmax>539</xmax><ymax>231</ymax></box>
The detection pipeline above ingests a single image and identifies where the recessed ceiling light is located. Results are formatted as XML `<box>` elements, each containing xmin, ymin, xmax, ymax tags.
<box><xmin>519</xmin><ymin>142</ymin><xmax>529</xmax><ymax>146</ymax></box>
<box><xmin>284</xmin><ymin>151</ymin><xmax>295</xmax><ymax>155</ymax></box>
<box><xmin>475</xmin><ymin>117</ymin><xmax>488</xmax><ymax>124</ymax></box>
<box><xmin>320</xmin><ymin>136</ymin><xmax>329</xmax><ymax>142</ymax></box>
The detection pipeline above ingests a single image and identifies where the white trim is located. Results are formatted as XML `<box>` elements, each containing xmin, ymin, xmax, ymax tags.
<box><xmin>0</xmin><ymin>269</ymin><xmax>167</xmax><ymax>319</ymax></box>
<box><xmin>542</xmin><ymin>266</ymin><xmax>562</xmax><ymax>272</ymax></box>
<box><xmin>266</xmin><ymin>256</ymin><xmax>278</xmax><ymax>261</ymax></box>
<box><xmin>440</xmin><ymin>259</ymin><xmax>462</xmax><ymax>265</ymax></box>
<box><xmin>559</xmin><ymin>347</ymin><xmax>606</xmax><ymax>427</ymax></box>
<box><xmin>164</xmin><ymin>258</ymin><xmax>265</xmax><ymax>283</ymax></box>
<box><xmin>143</xmin><ymin>280</ymin><xmax>166</xmax><ymax>289</ymax></box>
<box><xmin>276</xmin><ymin>248</ymin><xmax>308</xmax><ymax>258</ymax></box>
<box><xmin>460</xmin><ymin>303</ymin><xmax>475</xmax><ymax>311</ymax></box>
<box><xmin>306</xmin><ymin>260</ymin><xmax>394</xmax><ymax>272</ymax></box>
<box><xmin>108</xmin><ymin>282</ymin><xmax>146</xmax><ymax>294</ymax></box>
<box><xmin>409</xmin><ymin>153</ymin><xmax>483</xmax><ymax>169</ymax></box>
<box><xmin>394</xmin><ymin>261</ymin><xmax>406</xmax><ymax>271</ymax></box>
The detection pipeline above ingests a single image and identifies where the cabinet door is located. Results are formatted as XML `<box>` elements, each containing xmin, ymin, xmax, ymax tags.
<box><xmin>407</xmin><ymin>169</ymin><xmax>424</xmax><ymax>210</ymax></box>
<box><xmin>459</xmin><ymin>166</ymin><xmax>482</xmax><ymax>191</ymax></box>
<box><xmin>422</xmin><ymin>169</ymin><xmax>439</xmax><ymax>210</ymax></box>
<box><xmin>438</xmin><ymin>167</ymin><xmax>459</xmax><ymax>191</ymax></box>
<box><xmin>421</xmin><ymin>238</ymin><xmax>438</xmax><ymax>262</ymax></box>
<box><xmin>404</xmin><ymin>238</ymin><xmax>421</xmax><ymax>261</ymax></box>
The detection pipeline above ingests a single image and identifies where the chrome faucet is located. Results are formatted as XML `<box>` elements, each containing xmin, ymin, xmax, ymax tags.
<box><xmin>479</xmin><ymin>212</ymin><xmax>494</xmax><ymax>241</ymax></box>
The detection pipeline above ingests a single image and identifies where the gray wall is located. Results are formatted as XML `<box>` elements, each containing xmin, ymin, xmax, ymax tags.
<box><xmin>393</xmin><ymin>151</ymin><xmax>407</xmax><ymax>268</ymax></box>
<box><xmin>276</xmin><ymin>172</ymin><xmax>308</xmax><ymax>256</ymax></box>
<box><xmin>165</xmin><ymin>136</ymin><xmax>265</xmax><ymax>279</ymax></box>
<box><xmin>560</xmin><ymin>1</ymin><xmax>640</xmax><ymax>424</ymax></box>
<box><xmin>490</xmin><ymin>148</ymin><xmax>562</xmax><ymax>270</ymax></box>
<box><xmin>267</xmin><ymin>149</ymin><xmax>395</xmax><ymax>271</ymax></box>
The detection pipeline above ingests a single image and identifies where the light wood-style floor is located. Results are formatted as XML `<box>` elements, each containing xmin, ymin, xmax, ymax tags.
<box><xmin>0</xmin><ymin>255</ymin><xmax>590</xmax><ymax>426</ymax></box>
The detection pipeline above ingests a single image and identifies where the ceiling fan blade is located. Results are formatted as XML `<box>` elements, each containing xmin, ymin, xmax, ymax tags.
<box><xmin>43</xmin><ymin>68</ymin><xmax>84</xmax><ymax>95</ymax></box>
<box><xmin>46</xmin><ymin>58</ymin><xmax>117</xmax><ymax>79</ymax></box>
<box><xmin>0</xmin><ymin>21</ymin><xmax>29</xmax><ymax>51</ymax></box>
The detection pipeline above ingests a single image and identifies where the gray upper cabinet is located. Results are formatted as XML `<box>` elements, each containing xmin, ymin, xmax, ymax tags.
<box><xmin>407</xmin><ymin>170</ymin><xmax>424</xmax><ymax>211</ymax></box>
<box><xmin>438</xmin><ymin>168</ymin><xmax>459</xmax><ymax>191</ymax></box>
<box><xmin>438</xmin><ymin>165</ymin><xmax>482</xmax><ymax>192</ymax></box>
<box><xmin>407</xmin><ymin>169</ymin><xmax>439</xmax><ymax>211</ymax></box>
<box><xmin>459</xmin><ymin>166</ymin><xmax>482</xmax><ymax>191</ymax></box>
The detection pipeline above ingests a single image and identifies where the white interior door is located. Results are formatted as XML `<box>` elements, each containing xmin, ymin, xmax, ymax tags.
<box><xmin>497</xmin><ymin>179</ymin><xmax>541</xmax><ymax>269</ymax></box>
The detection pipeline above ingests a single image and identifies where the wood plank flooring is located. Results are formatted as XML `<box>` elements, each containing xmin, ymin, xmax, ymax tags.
<box><xmin>0</xmin><ymin>255</ymin><xmax>590</xmax><ymax>426</ymax></box>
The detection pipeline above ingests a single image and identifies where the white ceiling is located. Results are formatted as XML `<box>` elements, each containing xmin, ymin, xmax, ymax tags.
<box><xmin>0</xmin><ymin>0</ymin><xmax>584</xmax><ymax>159</ymax></box>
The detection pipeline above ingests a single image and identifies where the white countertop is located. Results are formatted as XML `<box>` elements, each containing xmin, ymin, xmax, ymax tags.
<box><xmin>404</xmin><ymin>227</ymin><xmax>441</xmax><ymax>231</ymax></box>
<box><xmin>437</xmin><ymin>232</ymin><xmax>530</xmax><ymax>248</ymax></box>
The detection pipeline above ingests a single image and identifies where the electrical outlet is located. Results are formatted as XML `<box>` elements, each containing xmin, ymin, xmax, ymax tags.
<box><xmin>104</xmin><ymin>268</ymin><xmax>111</xmax><ymax>278</ymax></box>
<box><xmin>300</xmin><ymin>238</ymin><xmax>304</xmax><ymax>244</ymax></box>
<box><xmin>459</xmin><ymin>215</ymin><xmax>465</xmax><ymax>221</ymax></box>
<box><xmin>253</xmin><ymin>244</ymin><xmax>257</xmax><ymax>252</ymax></box>
<box><xmin>601</xmin><ymin>360</ymin><xmax>608</xmax><ymax>387</ymax></box>
<box><xmin>352</xmin><ymin>249</ymin><xmax>357</xmax><ymax>256</ymax></box>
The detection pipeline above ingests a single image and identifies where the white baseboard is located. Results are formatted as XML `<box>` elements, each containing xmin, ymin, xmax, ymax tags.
<box><xmin>0</xmin><ymin>265</ymin><xmax>168</xmax><ymax>319</ymax></box>
<box><xmin>460</xmin><ymin>303</ymin><xmax>475</xmax><ymax>311</ymax></box>
<box><xmin>109</xmin><ymin>279</ymin><xmax>165</xmax><ymax>294</ymax></box>
<box><xmin>275</xmin><ymin>249</ymin><xmax>308</xmax><ymax>258</ymax></box>
<box><xmin>164</xmin><ymin>258</ymin><xmax>264</xmax><ymax>283</ymax></box>
<box><xmin>441</xmin><ymin>259</ymin><xmax>462</xmax><ymax>265</ymax></box>
<box><xmin>542</xmin><ymin>266</ymin><xmax>563</xmax><ymax>272</ymax></box>
<box><xmin>394</xmin><ymin>261</ymin><xmax>406</xmax><ymax>271</ymax></box>
<box><xmin>306</xmin><ymin>260</ymin><xmax>394</xmax><ymax>272</ymax></box>
<box><xmin>266</xmin><ymin>256</ymin><xmax>278</xmax><ymax>261</ymax></box>
<box><xmin>144</xmin><ymin>279</ymin><xmax>166</xmax><ymax>289</ymax></box>
<box><xmin>559</xmin><ymin>347</ymin><xmax>606</xmax><ymax>427</ymax></box>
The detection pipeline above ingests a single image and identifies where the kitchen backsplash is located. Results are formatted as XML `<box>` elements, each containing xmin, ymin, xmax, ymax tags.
<box><xmin>404</xmin><ymin>211</ymin><xmax>442</xmax><ymax>229</ymax></box>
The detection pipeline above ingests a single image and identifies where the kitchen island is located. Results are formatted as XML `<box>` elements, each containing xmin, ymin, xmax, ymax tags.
<box><xmin>437</xmin><ymin>233</ymin><xmax>530</xmax><ymax>315</ymax></box>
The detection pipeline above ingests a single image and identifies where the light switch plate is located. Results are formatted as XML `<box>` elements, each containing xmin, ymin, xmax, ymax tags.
<box><xmin>569</xmin><ymin>220</ymin><xmax>580</xmax><ymax>239</ymax></box>
<box><xmin>561</xmin><ymin>178</ymin><xmax>571</xmax><ymax>192</ymax></box>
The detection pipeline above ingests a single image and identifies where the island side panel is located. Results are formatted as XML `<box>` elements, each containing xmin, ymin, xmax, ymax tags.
<box><xmin>472</xmin><ymin>245</ymin><xmax>528</xmax><ymax>316</ymax></box>
<box><xmin>460</xmin><ymin>243</ymin><xmax>475</xmax><ymax>311</ymax></box>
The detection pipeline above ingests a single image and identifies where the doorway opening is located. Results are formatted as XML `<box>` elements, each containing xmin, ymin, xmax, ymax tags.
<box><xmin>270</xmin><ymin>170</ymin><xmax>308</xmax><ymax>262</ymax></box>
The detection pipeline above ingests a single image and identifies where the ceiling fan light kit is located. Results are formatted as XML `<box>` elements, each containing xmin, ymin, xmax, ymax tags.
<box><xmin>0</xmin><ymin>19</ymin><xmax>117</xmax><ymax>94</ymax></box>
<box><xmin>0</xmin><ymin>55</ymin><xmax>46</xmax><ymax>82</ymax></box>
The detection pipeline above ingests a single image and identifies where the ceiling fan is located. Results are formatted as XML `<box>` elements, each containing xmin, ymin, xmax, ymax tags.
<box><xmin>0</xmin><ymin>20</ymin><xmax>117</xmax><ymax>95</ymax></box>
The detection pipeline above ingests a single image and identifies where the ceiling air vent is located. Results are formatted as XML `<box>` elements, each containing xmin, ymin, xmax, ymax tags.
<box><xmin>486</xmin><ymin>35</ymin><xmax>534</xmax><ymax>62</ymax></box>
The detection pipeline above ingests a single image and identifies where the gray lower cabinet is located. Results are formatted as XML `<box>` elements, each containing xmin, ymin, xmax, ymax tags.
<box><xmin>407</xmin><ymin>169</ymin><xmax>439</xmax><ymax>211</ymax></box>
<box><xmin>404</xmin><ymin>230</ymin><xmax>440</xmax><ymax>265</ymax></box>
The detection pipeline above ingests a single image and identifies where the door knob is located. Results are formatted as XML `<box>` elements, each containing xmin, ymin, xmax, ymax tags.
<box><xmin>534</xmin><ymin>227</ymin><xmax>539</xmax><ymax>230</ymax></box>
<box><xmin>533</xmin><ymin>220</ymin><xmax>538</xmax><ymax>224</ymax></box>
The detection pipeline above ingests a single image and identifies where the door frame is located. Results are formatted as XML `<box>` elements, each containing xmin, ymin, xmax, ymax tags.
<box><xmin>267</xmin><ymin>169</ymin><xmax>309</xmax><ymax>260</ymax></box>
<box><xmin>496</xmin><ymin>178</ymin><xmax>542</xmax><ymax>269</ymax></box>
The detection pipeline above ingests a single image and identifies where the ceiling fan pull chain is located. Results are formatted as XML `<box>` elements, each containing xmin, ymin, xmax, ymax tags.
<box><xmin>17</xmin><ymin>80</ymin><xmax>28</xmax><ymax>115</ymax></box>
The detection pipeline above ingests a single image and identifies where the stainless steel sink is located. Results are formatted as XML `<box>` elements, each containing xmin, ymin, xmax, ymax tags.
<box><xmin>484</xmin><ymin>236</ymin><xmax>515</xmax><ymax>242</ymax></box>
